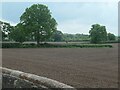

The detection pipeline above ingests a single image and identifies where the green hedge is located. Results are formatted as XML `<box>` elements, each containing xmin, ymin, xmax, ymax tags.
<box><xmin>2</xmin><ymin>43</ymin><xmax>37</xmax><ymax>48</ymax></box>
<box><xmin>2</xmin><ymin>43</ymin><xmax>112</xmax><ymax>48</ymax></box>
<box><xmin>2</xmin><ymin>43</ymin><xmax>21</xmax><ymax>48</ymax></box>
<box><xmin>105</xmin><ymin>40</ymin><xmax>120</xmax><ymax>43</ymax></box>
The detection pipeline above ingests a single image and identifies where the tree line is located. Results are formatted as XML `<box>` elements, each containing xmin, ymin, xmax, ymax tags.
<box><xmin>0</xmin><ymin>4</ymin><xmax>118</xmax><ymax>44</ymax></box>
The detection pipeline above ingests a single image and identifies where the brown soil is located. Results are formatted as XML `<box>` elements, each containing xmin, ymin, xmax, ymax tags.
<box><xmin>2</xmin><ymin>44</ymin><xmax>118</xmax><ymax>88</ymax></box>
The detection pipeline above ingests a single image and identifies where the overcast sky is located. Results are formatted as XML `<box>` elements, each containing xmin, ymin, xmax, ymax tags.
<box><xmin>0</xmin><ymin>2</ymin><xmax>118</xmax><ymax>35</ymax></box>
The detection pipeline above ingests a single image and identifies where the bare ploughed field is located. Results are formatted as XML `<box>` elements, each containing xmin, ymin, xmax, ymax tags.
<box><xmin>2</xmin><ymin>44</ymin><xmax>118</xmax><ymax>88</ymax></box>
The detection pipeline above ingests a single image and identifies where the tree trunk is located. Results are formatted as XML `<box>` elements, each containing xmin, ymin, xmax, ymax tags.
<box><xmin>37</xmin><ymin>38</ymin><xmax>39</xmax><ymax>46</ymax></box>
<box><xmin>36</xmin><ymin>30</ymin><xmax>40</xmax><ymax>46</ymax></box>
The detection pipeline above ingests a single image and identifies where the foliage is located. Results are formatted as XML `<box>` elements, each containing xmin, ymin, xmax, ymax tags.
<box><xmin>0</xmin><ymin>4</ymin><xmax>117</xmax><ymax>45</ymax></box>
<box><xmin>63</xmin><ymin>33</ymin><xmax>90</xmax><ymax>42</ymax></box>
<box><xmin>20</xmin><ymin>4</ymin><xmax>57</xmax><ymax>45</ymax></box>
<box><xmin>51</xmin><ymin>30</ymin><xmax>63</xmax><ymax>42</ymax></box>
<box><xmin>10</xmin><ymin>23</ymin><xmax>26</xmax><ymax>43</ymax></box>
<box><xmin>118</xmin><ymin>36</ymin><xmax>120</xmax><ymax>42</ymax></box>
<box><xmin>2</xmin><ymin>42</ymin><xmax>112</xmax><ymax>48</ymax></box>
<box><xmin>89</xmin><ymin>24</ymin><xmax>107</xmax><ymax>44</ymax></box>
<box><xmin>107</xmin><ymin>33</ymin><xmax>116</xmax><ymax>41</ymax></box>
<box><xmin>1</xmin><ymin>32</ymin><xmax>7</xmax><ymax>40</ymax></box>
<box><xmin>0</xmin><ymin>21</ymin><xmax>13</xmax><ymax>40</ymax></box>
<box><xmin>2</xmin><ymin>43</ymin><xmax>21</xmax><ymax>48</ymax></box>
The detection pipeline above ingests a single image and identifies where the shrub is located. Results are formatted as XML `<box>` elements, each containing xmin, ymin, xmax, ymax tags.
<box><xmin>2</xmin><ymin>43</ymin><xmax>21</xmax><ymax>48</ymax></box>
<box><xmin>2</xmin><ymin>43</ymin><xmax>112</xmax><ymax>48</ymax></box>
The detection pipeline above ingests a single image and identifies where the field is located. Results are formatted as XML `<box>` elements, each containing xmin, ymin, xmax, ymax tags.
<box><xmin>2</xmin><ymin>43</ymin><xmax>118</xmax><ymax>88</ymax></box>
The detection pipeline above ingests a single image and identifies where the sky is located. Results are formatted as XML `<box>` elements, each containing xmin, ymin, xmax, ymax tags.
<box><xmin>0</xmin><ymin>1</ymin><xmax>118</xmax><ymax>35</ymax></box>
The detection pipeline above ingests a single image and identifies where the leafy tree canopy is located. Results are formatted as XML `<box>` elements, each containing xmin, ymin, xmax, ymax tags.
<box><xmin>20</xmin><ymin>4</ymin><xmax>57</xmax><ymax>45</ymax></box>
<box><xmin>89</xmin><ymin>24</ymin><xmax>107</xmax><ymax>43</ymax></box>
<box><xmin>107</xmin><ymin>33</ymin><xmax>116</xmax><ymax>41</ymax></box>
<box><xmin>51</xmin><ymin>30</ymin><xmax>63</xmax><ymax>42</ymax></box>
<box><xmin>10</xmin><ymin>23</ymin><xmax>26</xmax><ymax>43</ymax></box>
<box><xmin>0</xmin><ymin>21</ymin><xmax>14</xmax><ymax>40</ymax></box>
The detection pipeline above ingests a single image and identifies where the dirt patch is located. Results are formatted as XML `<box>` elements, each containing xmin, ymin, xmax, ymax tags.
<box><xmin>2</xmin><ymin>44</ymin><xmax>118</xmax><ymax>88</ymax></box>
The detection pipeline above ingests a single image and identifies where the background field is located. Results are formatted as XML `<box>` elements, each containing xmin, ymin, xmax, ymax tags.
<box><xmin>2</xmin><ymin>43</ymin><xmax>118</xmax><ymax>88</ymax></box>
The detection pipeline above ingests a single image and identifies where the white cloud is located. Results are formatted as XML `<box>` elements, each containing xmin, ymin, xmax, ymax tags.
<box><xmin>58</xmin><ymin>19</ymin><xmax>90</xmax><ymax>34</ymax></box>
<box><xmin>1</xmin><ymin>2</ymin><xmax>118</xmax><ymax>35</ymax></box>
<box><xmin>106</xmin><ymin>26</ymin><xmax>118</xmax><ymax>36</ymax></box>
<box><xmin>57</xmin><ymin>19</ymin><xmax>118</xmax><ymax>35</ymax></box>
<box><xmin>56</xmin><ymin>2</ymin><xmax>118</xmax><ymax>35</ymax></box>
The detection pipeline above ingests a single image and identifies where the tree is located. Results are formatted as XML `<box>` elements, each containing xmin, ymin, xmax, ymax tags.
<box><xmin>107</xmin><ymin>33</ymin><xmax>116</xmax><ymax>41</ymax></box>
<box><xmin>1</xmin><ymin>32</ymin><xmax>7</xmax><ymax>40</ymax></box>
<box><xmin>0</xmin><ymin>21</ymin><xmax>13</xmax><ymax>40</ymax></box>
<box><xmin>89</xmin><ymin>24</ymin><xmax>107</xmax><ymax>43</ymax></box>
<box><xmin>118</xmin><ymin>36</ymin><xmax>120</xmax><ymax>42</ymax></box>
<box><xmin>20</xmin><ymin>4</ymin><xmax>57</xmax><ymax>45</ymax></box>
<box><xmin>52</xmin><ymin>30</ymin><xmax>63</xmax><ymax>42</ymax></box>
<box><xmin>10</xmin><ymin>23</ymin><xmax>26</xmax><ymax>43</ymax></box>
